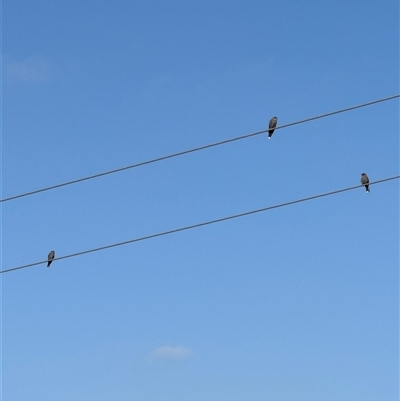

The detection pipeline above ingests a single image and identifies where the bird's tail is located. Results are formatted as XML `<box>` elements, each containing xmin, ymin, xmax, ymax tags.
<box><xmin>47</xmin><ymin>261</ymin><xmax>51</xmax><ymax>267</ymax></box>
<box><xmin>365</xmin><ymin>185</ymin><xmax>370</xmax><ymax>193</ymax></box>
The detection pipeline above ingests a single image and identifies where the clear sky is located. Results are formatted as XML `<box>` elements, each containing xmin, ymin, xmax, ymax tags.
<box><xmin>1</xmin><ymin>0</ymin><xmax>399</xmax><ymax>400</ymax></box>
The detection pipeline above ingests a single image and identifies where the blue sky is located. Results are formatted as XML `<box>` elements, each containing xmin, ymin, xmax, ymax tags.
<box><xmin>1</xmin><ymin>0</ymin><xmax>399</xmax><ymax>400</ymax></box>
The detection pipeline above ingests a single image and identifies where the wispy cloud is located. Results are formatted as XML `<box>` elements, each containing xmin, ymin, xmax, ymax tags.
<box><xmin>147</xmin><ymin>345</ymin><xmax>193</xmax><ymax>361</ymax></box>
<box><xmin>6</xmin><ymin>57</ymin><xmax>50</xmax><ymax>82</ymax></box>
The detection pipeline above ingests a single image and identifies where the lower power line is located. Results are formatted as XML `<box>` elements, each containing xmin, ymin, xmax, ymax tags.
<box><xmin>2</xmin><ymin>175</ymin><xmax>398</xmax><ymax>274</ymax></box>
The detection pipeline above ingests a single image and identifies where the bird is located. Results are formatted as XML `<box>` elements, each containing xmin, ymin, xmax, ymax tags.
<box><xmin>47</xmin><ymin>250</ymin><xmax>55</xmax><ymax>267</ymax></box>
<box><xmin>361</xmin><ymin>173</ymin><xmax>370</xmax><ymax>193</ymax></box>
<box><xmin>268</xmin><ymin>117</ymin><xmax>278</xmax><ymax>139</ymax></box>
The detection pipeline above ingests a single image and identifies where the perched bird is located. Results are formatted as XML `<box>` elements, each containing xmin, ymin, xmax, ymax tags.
<box><xmin>47</xmin><ymin>250</ymin><xmax>55</xmax><ymax>267</ymax></box>
<box><xmin>268</xmin><ymin>117</ymin><xmax>278</xmax><ymax>139</ymax></box>
<box><xmin>361</xmin><ymin>173</ymin><xmax>370</xmax><ymax>193</ymax></box>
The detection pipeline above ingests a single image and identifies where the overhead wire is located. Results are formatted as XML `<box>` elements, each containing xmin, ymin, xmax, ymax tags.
<box><xmin>1</xmin><ymin>175</ymin><xmax>398</xmax><ymax>274</ymax></box>
<box><xmin>1</xmin><ymin>94</ymin><xmax>399</xmax><ymax>204</ymax></box>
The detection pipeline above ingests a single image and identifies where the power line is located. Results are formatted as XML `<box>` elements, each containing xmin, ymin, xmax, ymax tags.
<box><xmin>1</xmin><ymin>175</ymin><xmax>398</xmax><ymax>274</ymax></box>
<box><xmin>1</xmin><ymin>94</ymin><xmax>399</xmax><ymax>204</ymax></box>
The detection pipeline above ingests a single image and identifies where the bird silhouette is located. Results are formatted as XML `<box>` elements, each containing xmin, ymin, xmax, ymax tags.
<box><xmin>361</xmin><ymin>173</ymin><xmax>370</xmax><ymax>193</ymax></box>
<box><xmin>47</xmin><ymin>250</ymin><xmax>55</xmax><ymax>267</ymax></box>
<box><xmin>268</xmin><ymin>117</ymin><xmax>278</xmax><ymax>139</ymax></box>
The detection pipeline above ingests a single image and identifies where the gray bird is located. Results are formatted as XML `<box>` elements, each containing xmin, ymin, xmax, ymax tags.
<box><xmin>361</xmin><ymin>173</ymin><xmax>370</xmax><ymax>193</ymax></box>
<box><xmin>47</xmin><ymin>250</ymin><xmax>55</xmax><ymax>267</ymax></box>
<box><xmin>268</xmin><ymin>117</ymin><xmax>277</xmax><ymax>139</ymax></box>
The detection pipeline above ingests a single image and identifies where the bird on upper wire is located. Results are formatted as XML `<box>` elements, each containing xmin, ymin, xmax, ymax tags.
<box><xmin>47</xmin><ymin>250</ymin><xmax>55</xmax><ymax>267</ymax></box>
<box><xmin>361</xmin><ymin>173</ymin><xmax>370</xmax><ymax>193</ymax></box>
<box><xmin>268</xmin><ymin>117</ymin><xmax>278</xmax><ymax>139</ymax></box>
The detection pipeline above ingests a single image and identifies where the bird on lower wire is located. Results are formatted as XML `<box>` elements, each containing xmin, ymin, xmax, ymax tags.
<box><xmin>361</xmin><ymin>173</ymin><xmax>370</xmax><ymax>193</ymax></box>
<box><xmin>268</xmin><ymin>116</ymin><xmax>278</xmax><ymax>139</ymax></box>
<box><xmin>47</xmin><ymin>250</ymin><xmax>55</xmax><ymax>267</ymax></box>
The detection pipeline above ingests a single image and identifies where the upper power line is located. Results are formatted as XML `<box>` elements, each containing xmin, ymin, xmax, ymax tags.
<box><xmin>1</xmin><ymin>94</ymin><xmax>399</xmax><ymax>204</ymax></box>
<box><xmin>1</xmin><ymin>175</ymin><xmax>398</xmax><ymax>274</ymax></box>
